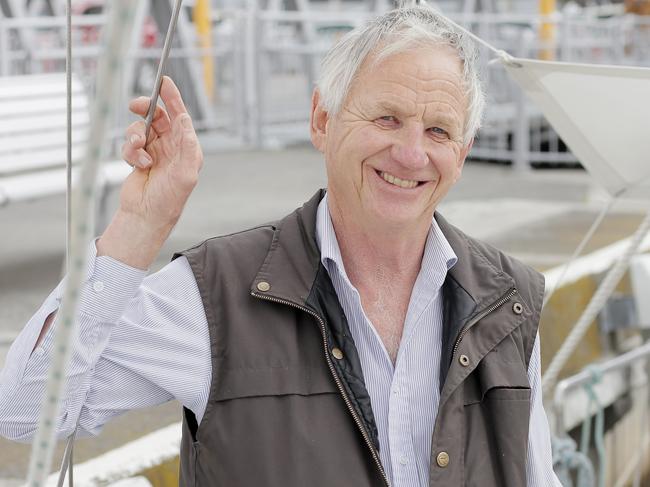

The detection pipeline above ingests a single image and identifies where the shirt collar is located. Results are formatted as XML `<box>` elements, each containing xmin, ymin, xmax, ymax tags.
<box><xmin>315</xmin><ymin>194</ymin><xmax>457</xmax><ymax>292</ymax></box>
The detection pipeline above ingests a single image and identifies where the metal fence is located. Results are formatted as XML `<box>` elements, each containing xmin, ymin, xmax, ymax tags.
<box><xmin>1</xmin><ymin>7</ymin><xmax>649</xmax><ymax>164</ymax></box>
<box><xmin>552</xmin><ymin>339</ymin><xmax>650</xmax><ymax>487</ymax></box>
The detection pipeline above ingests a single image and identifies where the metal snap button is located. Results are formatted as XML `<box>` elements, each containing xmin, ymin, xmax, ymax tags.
<box><xmin>331</xmin><ymin>347</ymin><xmax>344</xmax><ymax>360</ymax></box>
<box><xmin>513</xmin><ymin>302</ymin><xmax>523</xmax><ymax>315</ymax></box>
<box><xmin>256</xmin><ymin>281</ymin><xmax>271</xmax><ymax>292</ymax></box>
<box><xmin>459</xmin><ymin>354</ymin><xmax>470</xmax><ymax>367</ymax></box>
<box><xmin>436</xmin><ymin>451</ymin><xmax>450</xmax><ymax>468</ymax></box>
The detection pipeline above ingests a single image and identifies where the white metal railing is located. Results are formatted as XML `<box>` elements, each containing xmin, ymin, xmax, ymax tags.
<box><xmin>0</xmin><ymin>11</ymin><xmax>245</xmax><ymax>146</ymax></box>
<box><xmin>552</xmin><ymin>340</ymin><xmax>650</xmax><ymax>487</ymax></box>
<box><xmin>553</xmin><ymin>340</ymin><xmax>650</xmax><ymax>435</ymax></box>
<box><xmin>1</xmin><ymin>8</ymin><xmax>649</xmax><ymax>162</ymax></box>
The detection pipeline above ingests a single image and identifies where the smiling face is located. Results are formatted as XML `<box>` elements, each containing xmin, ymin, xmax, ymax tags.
<box><xmin>311</xmin><ymin>44</ymin><xmax>472</xmax><ymax>232</ymax></box>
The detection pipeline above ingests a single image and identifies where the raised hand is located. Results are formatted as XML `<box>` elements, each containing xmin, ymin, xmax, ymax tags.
<box><xmin>97</xmin><ymin>76</ymin><xmax>203</xmax><ymax>269</ymax></box>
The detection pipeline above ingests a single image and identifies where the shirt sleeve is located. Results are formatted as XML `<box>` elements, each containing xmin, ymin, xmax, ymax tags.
<box><xmin>525</xmin><ymin>332</ymin><xmax>563</xmax><ymax>486</ymax></box>
<box><xmin>0</xmin><ymin>243</ymin><xmax>212</xmax><ymax>442</ymax></box>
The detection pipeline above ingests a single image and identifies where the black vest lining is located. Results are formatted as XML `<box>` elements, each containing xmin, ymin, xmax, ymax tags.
<box><xmin>439</xmin><ymin>275</ymin><xmax>477</xmax><ymax>392</ymax></box>
<box><xmin>306</xmin><ymin>264</ymin><xmax>380</xmax><ymax>451</ymax></box>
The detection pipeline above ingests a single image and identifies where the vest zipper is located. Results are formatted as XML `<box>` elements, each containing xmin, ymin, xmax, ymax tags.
<box><xmin>251</xmin><ymin>292</ymin><xmax>391</xmax><ymax>487</ymax></box>
<box><xmin>452</xmin><ymin>288</ymin><xmax>518</xmax><ymax>359</ymax></box>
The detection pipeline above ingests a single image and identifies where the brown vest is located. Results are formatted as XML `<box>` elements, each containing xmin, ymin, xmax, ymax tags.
<box><xmin>175</xmin><ymin>190</ymin><xmax>543</xmax><ymax>486</ymax></box>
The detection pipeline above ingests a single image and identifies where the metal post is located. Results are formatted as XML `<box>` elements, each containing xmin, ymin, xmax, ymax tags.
<box><xmin>512</xmin><ymin>29</ymin><xmax>530</xmax><ymax>172</ymax></box>
<box><xmin>172</xmin><ymin>0</ymin><xmax>217</xmax><ymax>128</ymax></box>
<box><xmin>0</xmin><ymin>19</ymin><xmax>6</xmax><ymax>76</ymax></box>
<box><xmin>233</xmin><ymin>10</ymin><xmax>247</xmax><ymax>141</ymax></box>
<box><xmin>244</xmin><ymin>0</ymin><xmax>261</xmax><ymax>147</ymax></box>
<box><xmin>122</xmin><ymin>0</ymin><xmax>148</xmax><ymax>106</ymax></box>
<box><xmin>539</xmin><ymin>0</ymin><xmax>556</xmax><ymax>61</ymax></box>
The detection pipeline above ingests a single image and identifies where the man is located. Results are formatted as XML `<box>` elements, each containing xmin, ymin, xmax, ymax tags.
<box><xmin>0</xmin><ymin>6</ymin><xmax>561</xmax><ymax>486</ymax></box>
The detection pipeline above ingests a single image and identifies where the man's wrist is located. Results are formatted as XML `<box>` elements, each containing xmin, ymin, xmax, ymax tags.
<box><xmin>97</xmin><ymin>210</ymin><xmax>174</xmax><ymax>270</ymax></box>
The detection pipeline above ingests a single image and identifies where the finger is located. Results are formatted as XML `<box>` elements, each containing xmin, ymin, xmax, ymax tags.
<box><xmin>174</xmin><ymin>114</ymin><xmax>203</xmax><ymax>175</ymax></box>
<box><xmin>159</xmin><ymin>76</ymin><xmax>190</xmax><ymax>122</ymax></box>
<box><xmin>121</xmin><ymin>135</ymin><xmax>151</xmax><ymax>168</ymax></box>
<box><xmin>128</xmin><ymin>97</ymin><xmax>171</xmax><ymax>135</ymax></box>
<box><xmin>122</xmin><ymin>146</ymin><xmax>153</xmax><ymax>170</ymax></box>
<box><xmin>124</xmin><ymin>121</ymin><xmax>147</xmax><ymax>150</ymax></box>
<box><xmin>123</xmin><ymin>121</ymin><xmax>155</xmax><ymax>166</ymax></box>
<box><xmin>122</xmin><ymin>121</ymin><xmax>153</xmax><ymax>169</ymax></box>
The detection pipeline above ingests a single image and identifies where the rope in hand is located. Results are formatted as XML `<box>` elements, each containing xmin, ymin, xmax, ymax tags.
<box><xmin>25</xmin><ymin>3</ymin><xmax>139</xmax><ymax>486</ymax></box>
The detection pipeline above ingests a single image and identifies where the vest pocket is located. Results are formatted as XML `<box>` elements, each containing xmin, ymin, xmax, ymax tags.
<box><xmin>461</xmin><ymin>343</ymin><xmax>532</xmax><ymax>486</ymax></box>
<box><xmin>462</xmin><ymin>336</ymin><xmax>531</xmax><ymax>406</ymax></box>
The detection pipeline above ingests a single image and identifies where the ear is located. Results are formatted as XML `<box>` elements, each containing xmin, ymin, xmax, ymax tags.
<box><xmin>310</xmin><ymin>89</ymin><xmax>329</xmax><ymax>153</ymax></box>
<box><xmin>454</xmin><ymin>138</ymin><xmax>474</xmax><ymax>181</ymax></box>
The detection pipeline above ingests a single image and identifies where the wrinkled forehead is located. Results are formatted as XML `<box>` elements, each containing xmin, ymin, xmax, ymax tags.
<box><xmin>368</xmin><ymin>37</ymin><xmax>464</xmax><ymax>70</ymax></box>
<box><xmin>350</xmin><ymin>43</ymin><xmax>466</xmax><ymax>111</ymax></box>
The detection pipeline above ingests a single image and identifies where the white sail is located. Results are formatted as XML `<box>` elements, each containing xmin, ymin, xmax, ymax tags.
<box><xmin>502</xmin><ymin>58</ymin><xmax>650</xmax><ymax>198</ymax></box>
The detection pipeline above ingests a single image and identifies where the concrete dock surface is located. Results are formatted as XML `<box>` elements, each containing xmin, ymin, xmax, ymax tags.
<box><xmin>1</xmin><ymin>145</ymin><xmax>647</xmax><ymax>485</ymax></box>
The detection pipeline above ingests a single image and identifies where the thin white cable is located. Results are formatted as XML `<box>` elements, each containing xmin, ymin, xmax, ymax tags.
<box><xmin>57</xmin><ymin>2</ymin><xmax>79</xmax><ymax>484</ymax></box>
<box><xmin>66</xmin><ymin>0</ymin><xmax>72</xmax><ymax>271</ymax></box>
<box><xmin>408</xmin><ymin>1</ymin><xmax>518</xmax><ymax>65</ymax></box>
<box><xmin>543</xmin><ymin>196</ymin><xmax>617</xmax><ymax>309</ymax></box>
<box><xmin>441</xmin><ymin>12</ymin><xmax>519</xmax><ymax>66</ymax></box>
<box><xmin>25</xmin><ymin>2</ymin><xmax>139</xmax><ymax>486</ymax></box>
<box><xmin>542</xmin><ymin>205</ymin><xmax>650</xmax><ymax>397</ymax></box>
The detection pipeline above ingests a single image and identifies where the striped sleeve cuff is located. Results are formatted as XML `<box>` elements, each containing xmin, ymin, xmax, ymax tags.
<box><xmin>76</xmin><ymin>241</ymin><xmax>148</xmax><ymax>323</ymax></box>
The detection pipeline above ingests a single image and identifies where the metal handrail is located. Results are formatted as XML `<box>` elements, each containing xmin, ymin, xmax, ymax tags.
<box><xmin>553</xmin><ymin>339</ymin><xmax>650</xmax><ymax>436</ymax></box>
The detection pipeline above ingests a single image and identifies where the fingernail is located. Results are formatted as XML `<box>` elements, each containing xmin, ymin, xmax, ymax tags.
<box><xmin>130</xmin><ymin>134</ymin><xmax>140</xmax><ymax>145</ymax></box>
<box><xmin>139</xmin><ymin>155</ymin><xmax>151</xmax><ymax>168</ymax></box>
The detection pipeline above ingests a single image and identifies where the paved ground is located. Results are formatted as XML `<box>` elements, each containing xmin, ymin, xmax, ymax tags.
<box><xmin>1</xmin><ymin>145</ymin><xmax>648</xmax><ymax>484</ymax></box>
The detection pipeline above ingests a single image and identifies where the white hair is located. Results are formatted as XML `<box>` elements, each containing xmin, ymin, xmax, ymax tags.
<box><xmin>317</xmin><ymin>5</ymin><xmax>485</xmax><ymax>145</ymax></box>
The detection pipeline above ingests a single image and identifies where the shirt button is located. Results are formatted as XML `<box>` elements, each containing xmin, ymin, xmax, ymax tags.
<box><xmin>399</xmin><ymin>456</ymin><xmax>408</xmax><ymax>465</ymax></box>
<box><xmin>513</xmin><ymin>302</ymin><xmax>523</xmax><ymax>315</ymax></box>
<box><xmin>33</xmin><ymin>347</ymin><xmax>45</xmax><ymax>357</ymax></box>
<box><xmin>92</xmin><ymin>281</ymin><xmax>104</xmax><ymax>293</ymax></box>
<box><xmin>392</xmin><ymin>386</ymin><xmax>400</xmax><ymax>395</ymax></box>
<box><xmin>436</xmin><ymin>451</ymin><xmax>450</xmax><ymax>468</ymax></box>
<box><xmin>459</xmin><ymin>354</ymin><xmax>470</xmax><ymax>367</ymax></box>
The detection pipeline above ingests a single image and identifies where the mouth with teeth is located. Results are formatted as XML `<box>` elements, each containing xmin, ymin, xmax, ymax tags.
<box><xmin>377</xmin><ymin>170</ymin><xmax>422</xmax><ymax>189</ymax></box>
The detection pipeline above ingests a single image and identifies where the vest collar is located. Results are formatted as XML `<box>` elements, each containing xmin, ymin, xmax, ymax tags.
<box><xmin>250</xmin><ymin>190</ymin><xmax>324</xmax><ymax>306</ymax></box>
<box><xmin>435</xmin><ymin>212</ymin><xmax>515</xmax><ymax>308</ymax></box>
<box><xmin>251</xmin><ymin>189</ymin><xmax>514</xmax><ymax>310</ymax></box>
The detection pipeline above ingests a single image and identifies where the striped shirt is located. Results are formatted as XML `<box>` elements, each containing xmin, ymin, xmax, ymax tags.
<box><xmin>0</xmin><ymin>197</ymin><xmax>560</xmax><ymax>486</ymax></box>
<box><xmin>316</xmin><ymin>196</ymin><xmax>560</xmax><ymax>486</ymax></box>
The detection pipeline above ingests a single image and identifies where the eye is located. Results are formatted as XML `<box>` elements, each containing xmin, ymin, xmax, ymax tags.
<box><xmin>428</xmin><ymin>126</ymin><xmax>449</xmax><ymax>138</ymax></box>
<box><xmin>376</xmin><ymin>115</ymin><xmax>399</xmax><ymax>127</ymax></box>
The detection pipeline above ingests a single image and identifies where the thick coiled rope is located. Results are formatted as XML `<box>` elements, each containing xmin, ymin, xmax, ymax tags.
<box><xmin>25</xmin><ymin>3</ymin><xmax>139</xmax><ymax>485</ymax></box>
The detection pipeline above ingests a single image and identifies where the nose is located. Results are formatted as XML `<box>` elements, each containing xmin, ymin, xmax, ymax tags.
<box><xmin>389</xmin><ymin>123</ymin><xmax>429</xmax><ymax>169</ymax></box>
